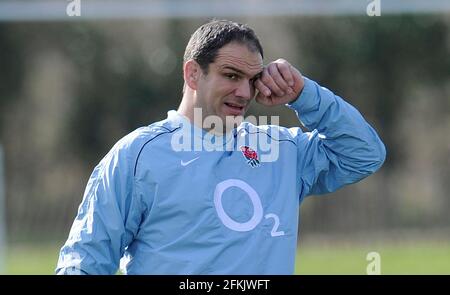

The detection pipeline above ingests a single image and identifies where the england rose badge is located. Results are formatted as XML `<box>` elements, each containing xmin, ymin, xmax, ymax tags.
<box><xmin>240</xmin><ymin>146</ymin><xmax>260</xmax><ymax>168</ymax></box>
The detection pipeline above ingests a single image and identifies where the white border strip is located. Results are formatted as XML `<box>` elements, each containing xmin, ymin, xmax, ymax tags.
<box><xmin>0</xmin><ymin>0</ymin><xmax>449</xmax><ymax>22</ymax></box>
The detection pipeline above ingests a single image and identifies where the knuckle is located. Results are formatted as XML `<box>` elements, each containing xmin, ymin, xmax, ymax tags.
<box><xmin>276</xmin><ymin>58</ymin><xmax>288</xmax><ymax>65</ymax></box>
<box><xmin>268</xmin><ymin>64</ymin><xmax>278</xmax><ymax>73</ymax></box>
<box><xmin>278</xmin><ymin>63</ymin><xmax>290</xmax><ymax>73</ymax></box>
<box><xmin>260</xmin><ymin>74</ymin><xmax>271</xmax><ymax>84</ymax></box>
<box><xmin>269</xmin><ymin>67</ymin><xmax>280</xmax><ymax>78</ymax></box>
<box><xmin>276</xmin><ymin>79</ymin><xmax>287</xmax><ymax>88</ymax></box>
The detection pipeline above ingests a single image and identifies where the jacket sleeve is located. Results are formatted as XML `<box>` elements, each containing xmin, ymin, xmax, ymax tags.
<box><xmin>286</xmin><ymin>77</ymin><xmax>386</xmax><ymax>199</ymax></box>
<box><xmin>55</xmin><ymin>142</ymin><xmax>143</xmax><ymax>275</ymax></box>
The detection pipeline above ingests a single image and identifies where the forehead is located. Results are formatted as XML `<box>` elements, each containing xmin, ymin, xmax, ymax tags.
<box><xmin>213</xmin><ymin>42</ymin><xmax>263</xmax><ymax>76</ymax></box>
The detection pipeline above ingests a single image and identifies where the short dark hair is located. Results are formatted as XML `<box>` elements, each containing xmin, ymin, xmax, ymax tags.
<box><xmin>183</xmin><ymin>19</ymin><xmax>264</xmax><ymax>74</ymax></box>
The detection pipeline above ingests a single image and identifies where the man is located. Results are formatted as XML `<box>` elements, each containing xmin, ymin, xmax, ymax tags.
<box><xmin>56</xmin><ymin>20</ymin><xmax>386</xmax><ymax>274</ymax></box>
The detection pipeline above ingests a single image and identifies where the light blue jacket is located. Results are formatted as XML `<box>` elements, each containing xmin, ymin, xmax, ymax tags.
<box><xmin>56</xmin><ymin>77</ymin><xmax>386</xmax><ymax>274</ymax></box>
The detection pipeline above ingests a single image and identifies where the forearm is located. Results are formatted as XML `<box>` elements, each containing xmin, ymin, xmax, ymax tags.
<box><xmin>288</xmin><ymin>77</ymin><xmax>386</xmax><ymax>194</ymax></box>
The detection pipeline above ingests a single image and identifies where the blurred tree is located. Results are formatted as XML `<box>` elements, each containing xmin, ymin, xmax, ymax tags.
<box><xmin>0</xmin><ymin>15</ymin><xmax>448</xmax><ymax>243</ymax></box>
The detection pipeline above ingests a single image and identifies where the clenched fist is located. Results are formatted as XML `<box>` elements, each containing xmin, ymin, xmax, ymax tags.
<box><xmin>254</xmin><ymin>59</ymin><xmax>305</xmax><ymax>106</ymax></box>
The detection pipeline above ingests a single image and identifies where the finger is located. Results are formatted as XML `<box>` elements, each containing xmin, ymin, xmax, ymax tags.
<box><xmin>289</xmin><ymin>65</ymin><xmax>304</xmax><ymax>91</ymax></box>
<box><xmin>260</xmin><ymin>68</ymin><xmax>284</xmax><ymax>97</ymax></box>
<box><xmin>255</xmin><ymin>91</ymin><xmax>274</xmax><ymax>106</ymax></box>
<box><xmin>276</xmin><ymin>62</ymin><xmax>294</xmax><ymax>87</ymax></box>
<box><xmin>254</xmin><ymin>79</ymin><xmax>271</xmax><ymax>97</ymax></box>
<box><xmin>268</xmin><ymin>63</ymin><xmax>291</xmax><ymax>94</ymax></box>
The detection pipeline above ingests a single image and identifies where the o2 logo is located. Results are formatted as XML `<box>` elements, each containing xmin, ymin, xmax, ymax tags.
<box><xmin>213</xmin><ymin>179</ymin><xmax>284</xmax><ymax>237</ymax></box>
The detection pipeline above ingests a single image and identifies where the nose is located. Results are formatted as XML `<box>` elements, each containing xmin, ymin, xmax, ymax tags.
<box><xmin>234</xmin><ymin>80</ymin><xmax>254</xmax><ymax>101</ymax></box>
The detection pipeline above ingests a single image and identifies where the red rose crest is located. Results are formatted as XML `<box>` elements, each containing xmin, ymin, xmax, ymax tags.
<box><xmin>240</xmin><ymin>146</ymin><xmax>260</xmax><ymax>168</ymax></box>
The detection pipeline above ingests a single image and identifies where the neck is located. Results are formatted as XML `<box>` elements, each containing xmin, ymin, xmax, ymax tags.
<box><xmin>177</xmin><ymin>95</ymin><xmax>194</xmax><ymax>123</ymax></box>
<box><xmin>177</xmin><ymin>93</ymin><xmax>228</xmax><ymax>136</ymax></box>
<box><xmin>178</xmin><ymin>92</ymin><xmax>209</xmax><ymax>132</ymax></box>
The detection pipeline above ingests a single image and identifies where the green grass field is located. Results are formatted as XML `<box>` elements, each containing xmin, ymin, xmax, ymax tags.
<box><xmin>4</xmin><ymin>242</ymin><xmax>450</xmax><ymax>274</ymax></box>
<box><xmin>295</xmin><ymin>242</ymin><xmax>450</xmax><ymax>274</ymax></box>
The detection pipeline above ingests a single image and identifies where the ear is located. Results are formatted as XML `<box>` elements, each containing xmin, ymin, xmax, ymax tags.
<box><xmin>183</xmin><ymin>60</ymin><xmax>201</xmax><ymax>91</ymax></box>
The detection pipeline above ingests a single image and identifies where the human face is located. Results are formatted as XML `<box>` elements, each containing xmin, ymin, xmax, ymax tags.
<box><xmin>194</xmin><ymin>42</ymin><xmax>263</xmax><ymax>126</ymax></box>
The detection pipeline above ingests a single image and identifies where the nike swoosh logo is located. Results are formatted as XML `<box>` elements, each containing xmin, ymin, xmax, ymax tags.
<box><xmin>181</xmin><ymin>156</ymin><xmax>200</xmax><ymax>166</ymax></box>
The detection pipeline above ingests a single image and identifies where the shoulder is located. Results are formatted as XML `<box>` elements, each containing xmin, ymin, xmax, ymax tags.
<box><xmin>117</xmin><ymin>118</ymin><xmax>179</xmax><ymax>152</ymax></box>
<box><xmin>238</xmin><ymin>121</ymin><xmax>300</xmax><ymax>146</ymax></box>
<box><xmin>101</xmin><ymin>118</ymin><xmax>180</xmax><ymax>168</ymax></box>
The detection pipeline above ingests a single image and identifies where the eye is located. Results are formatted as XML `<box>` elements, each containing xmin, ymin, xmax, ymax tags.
<box><xmin>225</xmin><ymin>73</ymin><xmax>239</xmax><ymax>81</ymax></box>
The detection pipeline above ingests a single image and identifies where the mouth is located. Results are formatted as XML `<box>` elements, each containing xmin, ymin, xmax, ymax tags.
<box><xmin>223</xmin><ymin>102</ymin><xmax>245</xmax><ymax>116</ymax></box>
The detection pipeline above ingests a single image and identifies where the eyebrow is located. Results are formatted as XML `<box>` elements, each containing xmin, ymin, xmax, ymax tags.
<box><xmin>223</xmin><ymin>66</ymin><xmax>262</xmax><ymax>80</ymax></box>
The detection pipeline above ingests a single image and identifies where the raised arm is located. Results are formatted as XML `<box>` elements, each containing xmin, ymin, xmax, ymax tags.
<box><xmin>287</xmin><ymin>77</ymin><xmax>386</xmax><ymax>196</ymax></box>
<box><xmin>255</xmin><ymin>59</ymin><xmax>386</xmax><ymax>197</ymax></box>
